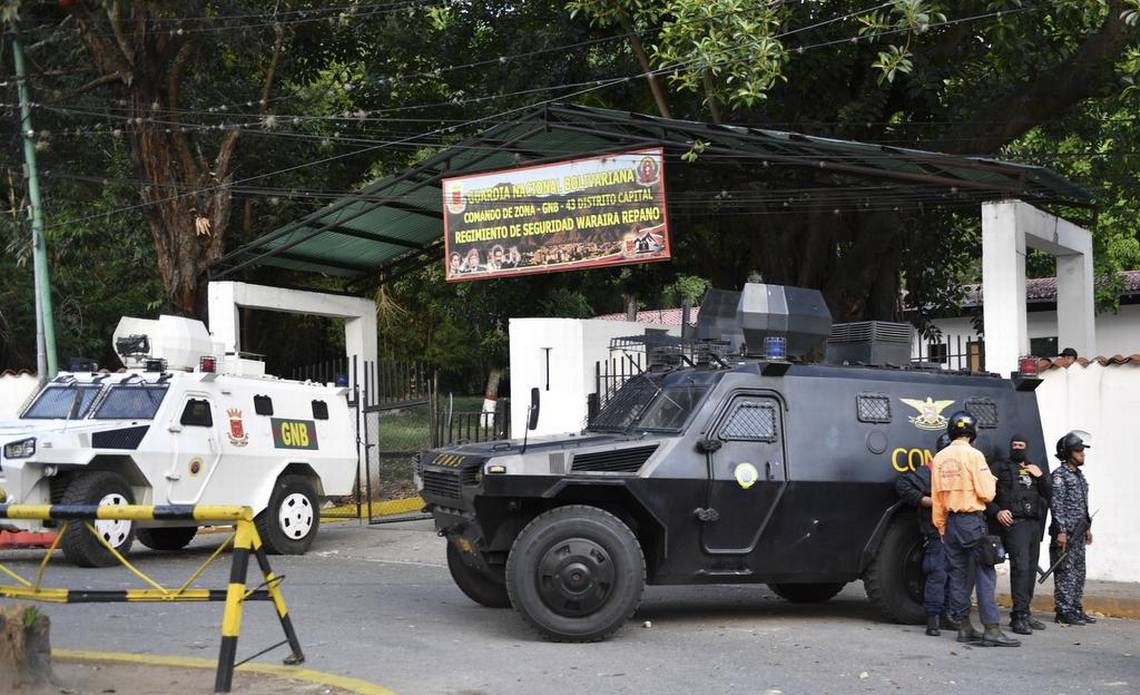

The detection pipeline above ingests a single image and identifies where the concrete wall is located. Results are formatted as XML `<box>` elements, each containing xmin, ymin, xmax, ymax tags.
<box><xmin>508</xmin><ymin>318</ymin><xmax>680</xmax><ymax>436</ymax></box>
<box><xmin>1036</xmin><ymin>363</ymin><xmax>1140</xmax><ymax>582</ymax></box>
<box><xmin>0</xmin><ymin>374</ymin><xmax>39</xmax><ymax>421</ymax></box>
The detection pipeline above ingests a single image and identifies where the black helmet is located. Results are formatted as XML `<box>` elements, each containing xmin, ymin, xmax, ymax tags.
<box><xmin>935</xmin><ymin>433</ymin><xmax>952</xmax><ymax>452</ymax></box>
<box><xmin>946</xmin><ymin>411</ymin><xmax>977</xmax><ymax>442</ymax></box>
<box><xmin>1055</xmin><ymin>432</ymin><xmax>1091</xmax><ymax>461</ymax></box>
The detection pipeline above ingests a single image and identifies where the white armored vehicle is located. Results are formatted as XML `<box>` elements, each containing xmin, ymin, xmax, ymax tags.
<box><xmin>0</xmin><ymin>315</ymin><xmax>356</xmax><ymax>566</ymax></box>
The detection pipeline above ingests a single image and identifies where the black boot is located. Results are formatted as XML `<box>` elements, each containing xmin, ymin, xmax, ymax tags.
<box><xmin>1055</xmin><ymin>612</ymin><xmax>1086</xmax><ymax>626</ymax></box>
<box><xmin>1009</xmin><ymin>613</ymin><xmax>1032</xmax><ymax>636</ymax></box>
<box><xmin>939</xmin><ymin>612</ymin><xmax>960</xmax><ymax>630</ymax></box>
<box><xmin>980</xmin><ymin>624</ymin><xmax>1021</xmax><ymax>647</ymax></box>
<box><xmin>926</xmin><ymin>614</ymin><xmax>940</xmax><ymax>637</ymax></box>
<box><xmin>956</xmin><ymin>612</ymin><xmax>983</xmax><ymax>643</ymax></box>
<box><xmin>1026</xmin><ymin>613</ymin><xmax>1047</xmax><ymax>630</ymax></box>
<box><xmin>1079</xmin><ymin>611</ymin><xmax>1098</xmax><ymax>624</ymax></box>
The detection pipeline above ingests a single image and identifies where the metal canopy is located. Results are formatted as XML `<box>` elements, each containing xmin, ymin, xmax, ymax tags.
<box><xmin>212</xmin><ymin>103</ymin><xmax>1092</xmax><ymax>284</ymax></box>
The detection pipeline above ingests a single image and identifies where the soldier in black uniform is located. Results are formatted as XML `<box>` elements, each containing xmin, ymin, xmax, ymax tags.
<box><xmin>986</xmin><ymin>433</ymin><xmax>1051</xmax><ymax>635</ymax></box>
<box><xmin>896</xmin><ymin>433</ymin><xmax>958</xmax><ymax>636</ymax></box>
<box><xmin>1050</xmin><ymin>432</ymin><xmax>1095</xmax><ymax>625</ymax></box>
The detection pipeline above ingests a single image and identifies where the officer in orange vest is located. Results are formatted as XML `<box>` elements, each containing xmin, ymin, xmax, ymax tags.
<box><xmin>931</xmin><ymin>411</ymin><xmax>1019</xmax><ymax>647</ymax></box>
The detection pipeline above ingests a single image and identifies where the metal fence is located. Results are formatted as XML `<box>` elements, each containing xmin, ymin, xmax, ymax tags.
<box><xmin>592</xmin><ymin>352</ymin><xmax>645</xmax><ymax>413</ymax></box>
<box><xmin>911</xmin><ymin>334</ymin><xmax>985</xmax><ymax>372</ymax></box>
<box><xmin>433</xmin><ymin>397</ymin><xmax>510</xmax><ymax>445</ymax></box>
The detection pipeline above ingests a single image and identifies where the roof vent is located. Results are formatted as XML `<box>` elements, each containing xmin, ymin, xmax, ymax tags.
<box><xmin>825</xmin><ymin>321</ymin><xmax>914</xmax><ymax>366</ymax></box>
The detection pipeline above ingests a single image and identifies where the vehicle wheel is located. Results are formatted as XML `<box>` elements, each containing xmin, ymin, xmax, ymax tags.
<box><xmin>505</xmin><ymin>505</ymin><xmax>645</xmax><ymax>642</ymax></box>
<box><xmin>255</xmin><ymin>474</ymin><xmax>320</xmax><ymax>555</ymax></box>
<box><xmin>768</xmin><ymin>582</ymin><xmax>847</xmax><ymax>603</ymax></box>
<box><xmin>136</xmin><ymin>526</ymin><xmax>198</xmax><ymax>551</ymax></box>
<box><xmin>447</xmin><ymin>541</ymin><xmax>511</xmax><ymax>608</ymax></box>
<box><xmin>864</xmin><ymin>516</ymin><xmax>926</xmax><ymax>624</ymax></box>
<box><xmin>59</xmin><ymin>471</ymin><xmax>134</xmax><ymax>568</ymax></box>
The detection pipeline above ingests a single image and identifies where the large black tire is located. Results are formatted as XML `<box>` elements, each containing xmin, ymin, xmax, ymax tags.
<box><xmin>864</xmin><ymin>516</ymin><xmax>927</xmax><ymax>624</ymax></box>
<box><xmin>768</xmin><ymin>582</ymin><xmax>847</xmax><ymax>603</ymax></box>
<box><xmin>136</xmin><ymin>526</ymin><xmax>198</xmax><ymax>551</ymax></box>
<box><xmin>59</xmin><ymin>471</ymin><xmax>134</xmax><ymax>568</ymax></box>
<box><xmin>505</xmin><ymin>505</ymin><xmax>645</xmax><ymax>642</ymax></box>
<box><xmin>447</xmin><ymin>541</ymin><xmax>511</xmax><ymax>608</ymax></box>
<box><xmin>255</xmin><ymin>474</ymin><xmax>320</xmax><ymax>555</ymax></box>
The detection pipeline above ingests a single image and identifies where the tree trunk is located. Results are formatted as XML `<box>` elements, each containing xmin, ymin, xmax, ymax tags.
<box><xmin>623</xmin><ymin>20</ymin><xmax>671</xmax><ymax>119</ymax></box>
<box><xmin>0</xmin><ymin>604</ymin><xmax>52</xmax><ymax>690</ymax></box>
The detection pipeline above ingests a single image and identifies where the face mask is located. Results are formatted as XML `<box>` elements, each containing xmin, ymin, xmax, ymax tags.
<box><xmin>1010</xmin><ymin>449</ymin><xmax>1026</xmax><ymax>462</ymax></box>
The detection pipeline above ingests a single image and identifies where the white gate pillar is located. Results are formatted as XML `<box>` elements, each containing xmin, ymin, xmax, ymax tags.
<box><xmin>980</xmin><ymin>200</ymin><xmax>1095</xmax><ymax>376</ymax></box>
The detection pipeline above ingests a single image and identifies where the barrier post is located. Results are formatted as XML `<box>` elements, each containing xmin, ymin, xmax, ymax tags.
<box><xmin>214</xmin><ymin>518</ymin><xmax>254</xmax><ymax>693</ymax></box>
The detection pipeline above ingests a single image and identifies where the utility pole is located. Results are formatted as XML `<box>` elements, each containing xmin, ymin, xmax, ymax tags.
<box><xmin>11</xmin><ymin>29</ymin><xmax>58</xmax><ymax>379</ymax></box>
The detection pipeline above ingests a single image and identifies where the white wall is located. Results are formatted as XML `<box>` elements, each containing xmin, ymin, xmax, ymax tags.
<box><xmin>508</xmin><ymin>318</ymin><xmax>680</xmax><ymax>437</ymax></box>
<box><xmin>913</xmin><ymin>305</ymin><xmax>1140</xmax><ymax>364</ymax></box>
<box><xmin>0</xmin><ymin>374</ymin><xmax>39</xmax><ymax>421</ymax></box>
<box><xmin>1036</xmin><ymin>363</ymin><xmax>1140</xmax><ymax>582</ymax></box>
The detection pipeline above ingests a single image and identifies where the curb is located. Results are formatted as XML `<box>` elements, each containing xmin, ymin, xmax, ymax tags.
<box><xmin>53</xmin><ymin>649</ymin><xmax>397</xmax><ymax>695</ymax></box>
<box><xmin>995</xmin><ymin>593</ymin><xmax>1140</xmax><ymax>620</ymax></box>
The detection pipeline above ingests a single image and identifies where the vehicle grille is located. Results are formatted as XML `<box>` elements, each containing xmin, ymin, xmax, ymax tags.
<box><xmin>422</xmin><ymin>469</ymin><xmax>461</xmax><ymax>499</ymax></box>
<box><xmin>91</xmin><ymin>425</ymin><xmax>149</xmax><ymax>450</ymax></box>
<box><xmin>571</xmin><ymin>445</ymin><xmax>658</xmax><ymax>474</ymax></box>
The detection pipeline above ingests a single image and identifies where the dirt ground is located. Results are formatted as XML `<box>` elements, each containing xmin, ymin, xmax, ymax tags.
<box><xmin>21</xmin><ymin>661</ymin><xmax>355</xmax><ymax>695</ymax></box>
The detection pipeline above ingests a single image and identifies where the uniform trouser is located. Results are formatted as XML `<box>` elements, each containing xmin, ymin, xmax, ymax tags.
<box><xmin>922</xmin><ymin>536</ymin><xmax>951</xmax><ymax>615</ymax></box>
<box><xmin>1003</xmin><ymin>518</ymin><xmax>1044</xmax><ymax>616</ymax></box>
<box><xmin>944</xmin><ymin>512</ymin><xmax>999</xmax><ymax>625</ymax></box>
<box><xmin>1050</xmin><ymin>535</ymin><xmax>1087</xmax><ymax>616</ymax></box>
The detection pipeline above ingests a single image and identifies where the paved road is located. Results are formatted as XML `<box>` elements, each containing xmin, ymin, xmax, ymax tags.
<box><xmin>4</xmin><ymin>521</ymin><xmax>1138</xmax><ymax>694</ymax></box>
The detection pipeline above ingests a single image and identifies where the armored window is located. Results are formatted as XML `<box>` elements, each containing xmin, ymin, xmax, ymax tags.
<box><xmin>311</xmin><ymin>400</ymin><xmax>329</xmax><ymax>420</ymax></box>
<box><xmin>965</xmin><ymin>398</ymin><xmax>998</xmax><ymax>429</ymax></box>
<box><xmin>180</xmin><ymin>399</ymin><xmax>213</xmax><ymax>427</ymax></box>
<box><xmin>253</xmin><ymin>395</ymin><xmax>274</xmax><ymax>416</ymax></box>
<box><xmin>720</xmin><ymin>400</ymin><xmax>777</xmax><ymax>442</ymax></box>
<box><xmin>21</xmin><ymin>384</ymin><xmax>102</xmax><ymax>420</ymax></box>
<box><xmin>93</xmin><ymin>384</ymin><xmax>168</xmax><ymax>420</ymax></box>
<box><xmin>857</xmin><ymin>393</ymin><xmax>892</xmax><ymax>424</ymax></box>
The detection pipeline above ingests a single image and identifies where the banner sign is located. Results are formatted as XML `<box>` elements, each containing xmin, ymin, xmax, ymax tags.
<box><xmin>442</xmin><ymin>147</ymin><xmax>669</xmax><ymax>281</ymax></box>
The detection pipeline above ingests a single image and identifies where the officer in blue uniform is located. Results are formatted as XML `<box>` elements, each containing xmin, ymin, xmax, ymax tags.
<box><xmin>1050</xmin><ymin>432</ymin><xmax>1095</xmax><ymax>625</ymax></box>
<box><xmin>896</xmin><ymin>433</ymin><xmax>958</xmax><ymax>636</ymax></box>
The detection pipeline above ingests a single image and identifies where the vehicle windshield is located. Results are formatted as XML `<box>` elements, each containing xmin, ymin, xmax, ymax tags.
<box><xmin>588</xmin><ymin>372</ymin><xmax>716</xmax><ymax>433</ymax></box>
<box><xmin>21</xmin><ymin>384</ymin><xmax>103</xmax><ymax>420</ymax></box>
<box><xmin>92</xmin><ymin>384</ymin><xmax>169</xmax><ymax>420</ymax></box>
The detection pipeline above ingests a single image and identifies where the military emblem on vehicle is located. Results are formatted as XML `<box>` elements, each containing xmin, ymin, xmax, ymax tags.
<box><xmin>226</xmin><ymin>409</ymin><xmax>249</xmax><ymax>447</ymax></box>
<box><xmin>734</xmin><ymin>462</ymin><xmax>759</xmax><ymax>489</ymax></box>
<box><xmin>900</xmin><ymin>397</ymin><xmax>955</xmax><ymax>431</ymax></box>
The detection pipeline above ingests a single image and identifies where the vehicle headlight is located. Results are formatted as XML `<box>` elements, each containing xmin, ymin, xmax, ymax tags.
<box><xmin>3</xmin><ymin>438</ymin><xmax>36</xmax><ymax>459</ymax></box>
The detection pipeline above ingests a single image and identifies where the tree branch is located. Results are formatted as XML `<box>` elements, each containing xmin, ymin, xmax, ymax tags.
<box><xmin>105</xmin><ymin>0</ymin><xmax>135</xmax><ymax>68</ymax></box>
<box><xmin>938</xmin><ymin>0</ymin><xmax>1137</xmax><ymax>154</ymax></box>
<box><xmin>67</xmin><ymin>3</ymin><xmax>133</xmax><ymax>80</ymax></box>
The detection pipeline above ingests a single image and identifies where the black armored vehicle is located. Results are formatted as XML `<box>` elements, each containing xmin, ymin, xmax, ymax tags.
<box><xmin>416</xmin><ymin>283</ymin><xmax>1046</xmax><ymax>642</ymax></box>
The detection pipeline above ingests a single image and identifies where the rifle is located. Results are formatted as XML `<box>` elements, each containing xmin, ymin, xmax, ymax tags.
<box><xmin>1037</xmin><ymin>509</ymin><xmax>1098</xmax><ymax>584</ymax></box>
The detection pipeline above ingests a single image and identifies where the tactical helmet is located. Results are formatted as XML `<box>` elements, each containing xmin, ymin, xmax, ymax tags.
<box><xmin>935</xmin><ymin>433</ymin><xmax>952</xmax><ymax>452</ymax></box>
<box><xmin>1055</xmin><ymin>432</ymin><xmax>1091</xmax><ymax>461</ymax></box>
<box><xmin>946</xmin><ymin>411</ymin><xmax>977</xmax><ymax>442</ymax></box>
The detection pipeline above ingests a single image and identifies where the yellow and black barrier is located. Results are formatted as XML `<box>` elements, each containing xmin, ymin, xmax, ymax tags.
<box><xmin>0</xmin><ymin>503</ymin><xmax>304</xmax><ymax>693</ymax></box>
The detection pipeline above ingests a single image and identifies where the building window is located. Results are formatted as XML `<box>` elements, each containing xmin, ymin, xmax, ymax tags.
<box><xmin>857</xmin><ymin>393</ymin><xmax>892</xmax><ymax>423</ymax></box>
<box><xmin>1030</xmin><ymin>336</ymin><xmax>1058</xmax><ymax>357</ymax></box>
<box><xmin>927</xmin><ymin>342</ymin><xmax>948</xmax><ymax>364</ymax></box>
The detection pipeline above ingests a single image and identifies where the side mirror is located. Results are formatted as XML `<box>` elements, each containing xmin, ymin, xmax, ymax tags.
<box><xmin>528</xmin><ymin>387</ymin><xmax>540</xmax><ymax>431</ymax></box>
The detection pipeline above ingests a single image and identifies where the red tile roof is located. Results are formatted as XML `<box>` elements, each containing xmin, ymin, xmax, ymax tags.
<box><xmin>962</xmin><ymin>269</ymin><xmax>1140</xmax><ymax>307</ymax></box>
<box><xmin>1037</xmin><ymin>354</ymin><xmax>1140</xmax><ymax>370</ymax></box>
<box><xmin>594</xmin><ymin>306</ymin><xmax>701</xmax><ymax>326</ymax></box>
